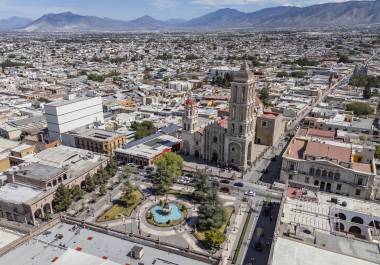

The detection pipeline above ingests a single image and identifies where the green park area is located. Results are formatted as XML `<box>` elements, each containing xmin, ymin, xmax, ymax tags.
<box><xmin>194</xmin><ymin>206</ymin><xmax>234</xmax><ymax>241</ymax></box>
<box><xmin>97</xmin><ymin>188</ymin><xmax>143</xmax><ymax>222</ymax></box>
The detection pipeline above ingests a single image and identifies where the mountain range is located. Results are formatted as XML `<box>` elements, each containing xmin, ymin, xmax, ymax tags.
<box><xmin>1</xmin><ymin>0</ymin><xmax>380</xmax><ymax>32</ymax></box>
<box><xmin>0</xmin><ymin>16</ymin><xmax>33</xmax><ymax>31</ymax></box>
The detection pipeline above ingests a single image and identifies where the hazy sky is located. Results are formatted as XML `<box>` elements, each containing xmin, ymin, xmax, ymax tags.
<box><xmin>0</xmin><ymin>0</ymin><xmax>361</xmax><ymax>20</ymax></box>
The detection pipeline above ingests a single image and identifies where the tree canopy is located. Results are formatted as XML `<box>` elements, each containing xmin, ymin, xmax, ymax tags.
<box><xmin>53</xmin><ymin>184</ymin><xmax>72</xmax><ymax>212</ymax></box>
<box><xmin>131</xmin><ymin>121</ymin><xmax>156</xmax><ymax>139</ymax></box>
<box><xmin>205</xmin><ymin>230</ymin><xmax>226</xmax><ymax>248</ymax></box>
<box><xmin>346</xmin><ymin>102</ymin><xmax>374</xmax><ymax>116</ymax></box>
<box><xmin>259</xmin><ymin>86</ymin><xmax>271</xmax><ymax>107</ymax></box>
<box><xmin>197</xmin><ymin>186</ymin><xmax>226</xmax><ymax>231</ymax></box>
<box><xmin>193</xmin><ymin>170</ymin><xmax>212</xmax><ymax>202</ymax></box>
<box><xmin>153</xmin><ymin>152</ymin><xmax>183</xmax><ymax>195</ymax></box>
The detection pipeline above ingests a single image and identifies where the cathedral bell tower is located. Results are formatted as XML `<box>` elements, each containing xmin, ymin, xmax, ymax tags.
<box><xmin>224</xmin><ymin>61</ymin><xmax>256</xmax><ymax>171</ymax></box>
<box><xmin>182</xmin><ymin>97</ymin><xmax>198</xmax><ymax>133</ymax></box>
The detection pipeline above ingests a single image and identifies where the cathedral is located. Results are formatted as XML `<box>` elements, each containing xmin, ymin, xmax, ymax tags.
<box><xmin>181</xmin><ymin>62</ymin><xmax>263</xmax><ymax>172</ymax></box>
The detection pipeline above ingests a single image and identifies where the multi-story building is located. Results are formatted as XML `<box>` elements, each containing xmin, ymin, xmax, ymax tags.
<box><xmin>44</xmin><ymin>96</ymin><xmax>104</xmax><ymax>142</ymax></box>
<box><xmin>63</xmin><ymin>127</ymin><xmax>127</xmax><ymax>156</ymax></box>
<box><xmin>281</xmin><ymin>135</ymin><xmax>377</xmax><ymax>199</ymax></box>
<box><xmin>255</xmin><ymin>111</ymin><xmax>285</xmax><ymax>146</ymax></box>
<box><xmin>0</xmin><ymin>145</ymin><xmax>109</xmax><ymax>225</ymax></box>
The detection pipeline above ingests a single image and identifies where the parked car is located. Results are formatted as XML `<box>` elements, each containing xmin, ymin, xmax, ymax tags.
<box><xmin>244</xmin><ymin>190</ymin><xmax>256</xmax><ymax>197</ymax></box>
<box><xmin>220</xmin><ymin>179</ymin><xmax>231</xmax><ymax>184</ymax></box>
<box><xmin>234</xmin><ymin>182</ymin><xmax>244</xmax><ymax>187</ymax></box>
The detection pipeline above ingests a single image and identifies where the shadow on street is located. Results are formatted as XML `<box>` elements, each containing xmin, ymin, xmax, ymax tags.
<box><xmin>243</xmin><ymin>202</ymin><xmax>280</xmax><ymax>265</ymax></box>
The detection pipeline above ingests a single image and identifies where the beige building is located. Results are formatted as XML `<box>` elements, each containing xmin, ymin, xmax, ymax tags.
<box><xmin>0</xmin><ymin>145</ymin><xmax>109</xmax><ymax>225</ymax></box>
<box><xmin>64</xmin><ymin>128</ymin><xmax>127</xmax><ymax>156</ymax></box>
<box><xmin>281</xmin><ymin>135</ymin><xmax>377</xmax><ymax>199</ymax></box>
<box><xmin>255</xmin><ymin>111</ymin><xmax>285</xmax><ymax>146</ymax></box>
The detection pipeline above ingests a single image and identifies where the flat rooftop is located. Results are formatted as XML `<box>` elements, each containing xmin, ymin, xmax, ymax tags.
<box><xmin>31</xmin><ymin>145</ymin><xmax>107</xmax><ymax>168</ymax></box>
<box><xmin>272</xmin><ymin>237</ymin><xmax>378</xmax><ymax>265</ymax></box>
<box><xmin>69</xmin><ymin>127</ymin><xmax>123</xmax><ymax>142</ymax></box>
<box><xmin>117</xmin><ymin>134</ymin><xmax>180</xmax><ymax>160</ymax></box>
<box><xmin>0</xmin><ymin>227</ymin><xmax>23</xmax><ymax>248</ymax></box>
<box><xmin>0</xmin><ymin>222</ymin><xmax>211</xmax><ymax>265</ymax></box>
<box><xmin>14</xmin><ymin>162</ymin><xmax>64</xmax><ymax>181</ymax></box>
<box><xmin>0</xmin><ymin>183</ymin><xmax>43</xmax><ymax>204</ymax></box>
<box><xmin>45</xmin><ymin>97</ymin><xmax>96</xmax><ymax>108</ymax></box>
<box><xmin>284</xmin><ymin>188</ymin><xmax>380</xmax><ymax>226</ymax></box>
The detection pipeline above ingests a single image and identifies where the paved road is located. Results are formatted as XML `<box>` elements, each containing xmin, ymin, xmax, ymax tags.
<box><xmin>242</xmin><ymin>202</ymin><xmax>280</xmax><ymax>265</ymax></box>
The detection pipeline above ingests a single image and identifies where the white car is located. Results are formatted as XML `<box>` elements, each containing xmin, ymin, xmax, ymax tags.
<box><xmin>244</xmin><ymin>190</ymin><xmax>256</xmax><ymax>197</ymax></box>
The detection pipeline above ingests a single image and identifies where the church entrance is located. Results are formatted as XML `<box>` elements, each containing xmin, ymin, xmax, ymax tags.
<box><xmin>212</xmin><ymin>152</ymin><xmax>218</xmax><ymax>162</ymax></box>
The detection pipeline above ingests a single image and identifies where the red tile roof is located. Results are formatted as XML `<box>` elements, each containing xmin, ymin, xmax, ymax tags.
<box><xmin>352</xmin><ymin>162</ymin><xmax>373</xmax><ymax>174</ymax></box>
<box><xmin>217</xmin><ymin>117</ymin><xmax>228</xmax><ymax>129</ymax></box>
<box><xmin>287</xmin><ymin>138</ymin><xmax>308</xmax><ymax>159</ymax></box>
<box><xmin>298</xmin><ymin>128</ymin><xmax>335</xmax><ymax>139</ymax></box>
<box><xmin>304</xmin><ymin>140</ymin><xmax>351</xmax><ymax>163</ymax></box>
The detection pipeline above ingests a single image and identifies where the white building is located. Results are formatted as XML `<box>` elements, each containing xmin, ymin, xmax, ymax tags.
<box><xmin>44</xmin><ymin>96</ymin><xmax>104</xmax><ymax>142</ymax></box>
<box><xmin>168</xmin><ymin>81</ymin><xmax>193</xmax><ymax>91</ymax></box>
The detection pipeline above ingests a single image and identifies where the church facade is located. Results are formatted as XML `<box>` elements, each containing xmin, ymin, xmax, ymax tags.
<box><xmin>181</xmin><ymin>62</ymin><xmax>261</xmax><ymax>172</ymax></box>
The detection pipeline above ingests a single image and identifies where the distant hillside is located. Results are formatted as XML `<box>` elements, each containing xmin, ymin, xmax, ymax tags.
<box><xmin>0</xmin><ymin>17</ymin><xmax>33</xmax><ymax>31</ymax></box>
<box><xmin>183</xmin><ymin>1</ymin><xmax>380</xmax><ymax>28</ymax></box>
<box><xmin>17</xmin><ymin>1</ymin><xmax>380</xmax><ymax>32</ymax></box>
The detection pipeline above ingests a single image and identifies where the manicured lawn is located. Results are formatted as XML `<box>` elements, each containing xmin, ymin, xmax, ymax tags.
<box><xmin>194</xmin><ymin>206</ymin><xmax>234</xmax><ymax>241</ymax></box>
<box><xmin>97</xmin><ymin>190</ymin><xmax>143</xmax><ymax>222</ymax></box>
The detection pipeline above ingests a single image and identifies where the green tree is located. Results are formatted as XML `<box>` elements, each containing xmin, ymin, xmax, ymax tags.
<box><xmin>346</xmin><ymin>102</ymin><xmax>374</xmax><ymax>116</ymax></box>
<box><xmin>99</xmin><ymin>184</ymin><xmax>107</xmax><ymax>196</ymax></box>
<box><xmin>276</xmin><ymin>71</ymin><xmax>288</xmax><ymax>78</ymax></box>
<box><xmin>84</xmin><ymin>176</ymin><xmax>96</xmax><ymax>192</ymax></box>
<box><xmin>70</xmin><ymin>185</ymin><xmax>84</xmax><ymax>201</ymax></box>
<box><xmin>363</xmin><ymin>83</ymin><xmax>372</xmax><ymax>99</ymax></box>
<box><xmin>123</xmin><ymin>180</ymin><xmax>135</xmax><ymax>200</ymax></box>
<box><xmin>205</xmin><ymin>230</ymin><xmax>226</xmax><ymax>248</ymax></box>
<box><xmin>337</xmin><ymin>54</ymin><xmax>352</xmax><ymax>63</ymax></box>
<box><xmin>290</xmin><ymin>71</ymin><xmax>307</xmax><ymax>78</ymax></box>
<box><xmin>197</xmin><ymin>187</ymin><xmax>226</xmax><ymax>231</ymax></box>
<box><xmin>193</xmin><ymin>170</ymin><xmax>211</xmax><ymax>202</ymax></box>
<box><xmin>131</xmin><ymin>121</ymin><xmax>156</xmax><ymax>139</ymax></box>
<box><xmin>375</xmin><ymin>146</ymin><xmax>380</xmax><ymax>159</ymax></box>
<box><xmin>259</xmin><ymin>86</ymin><xmax>271</xmax><ymax>107</ymax></box>
<box><xmin>123</xmin><ymin>165</ymin><xmax>133</xmax><ymax>179</ymax></box>
<box><xmin>53</xmin><ymin>184</ymin><xmax>72</xmax><ymax>212</ymax></box>
<box><xmin>153</xmin><ymin>152</ymin><xmax>183</xmax><ymax>195</ymax></box>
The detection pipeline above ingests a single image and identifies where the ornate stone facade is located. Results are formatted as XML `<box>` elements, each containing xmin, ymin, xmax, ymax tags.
<box><xmin>181</xmin><ymin>62</ymin><xmax>258</xmax><ymax>171</ymax></box>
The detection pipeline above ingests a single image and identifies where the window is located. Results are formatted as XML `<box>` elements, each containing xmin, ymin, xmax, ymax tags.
<box><xmin>334</xmin><ymin>172</ymin><xmax>340</xmax><ymax>180</ymax></box>
<box><xmin>309</xmin><ymin>168</ymin><xmax>315</xmax><ymax>176</ymax></box>
<box><xmin>316</xmin><ymin>169</ymin><xmax>321</xmax><ymax>177</ymax></box>
<box><xmin>355</xmin><ymin>189</ymin><xmax>361</xmax><ymax>196</ymax></box>
<box><xmin>305</xmin><ymin>177</ymin><xmax>310</xmax><ymax>183</ymax></box>
<box><xmin>357</xmin><ymin>177</ymin><xmax>363</xmax><ymax>186</ymax></box>
<box><xmin>322</xmin><ymin>170</ymin><xmax>327</xmax><ymax>177</ymax></box>
<box><xmin>336</xmin><ymin>183</ymin><xmax>342</xmax><ymax>190</ymax></box>
<box><xmin>328</xmin><ymin>171</ymin><xmax>334</xmax><ymax>179</ymax></box>
<box><xmin>289</xmin><ymin>163</ymin><xmax>295</xmax><ymax>171</ymax></box>
<box><xmin>213</xmin><ymin>136</ymin><xmax>218</xmax><ymax>143</ymax></box>
<box><xmin>239</xmin><ymin>125</ymin><xmax>243</xmax><ymax>134</ymax></box>
<box><xmin>262</xmin><ymin>121</ymin><xmax>268</xmax><ymax>127</ymax></box>
<box><xmin>289</xmin><ymin>175</ymin><xmax>293</xmax><ymax>180</ymax></box>
<box><xmin>231</xmin><ymin>123</ymin><xmax>235</xmax><ymax>133</ymax></box>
